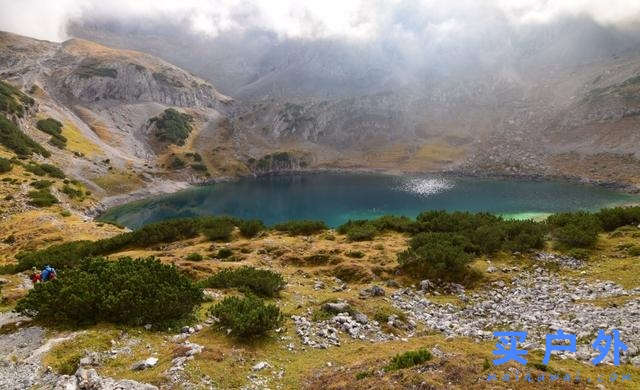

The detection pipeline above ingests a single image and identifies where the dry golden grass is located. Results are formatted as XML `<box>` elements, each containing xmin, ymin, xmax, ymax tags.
<box><xmin>0</xmin><ymin>209</ymin><xmax>122</xmax><ymax>263</ymax></box>
<box><xmin>92</xmin><ymin>170</ymin><xmax>145</xmax><ymax>196</ymax></box>
<box><xmin>1</xmin><ymin>197</ymin><xmax>634</xmax><ymax>389</ymax></box>
<box><xmin>61</xmin><ymin>120</ymin><xmax>103</xmax><ymax>157</ymax></box>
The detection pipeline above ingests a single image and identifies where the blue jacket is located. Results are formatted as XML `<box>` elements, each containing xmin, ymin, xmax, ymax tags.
<box><xmin>41</xmin><ymin>266</ymin><xmax>56</xmax><ymax>281</ymax></box>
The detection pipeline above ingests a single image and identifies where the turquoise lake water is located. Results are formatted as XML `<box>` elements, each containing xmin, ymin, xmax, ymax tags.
<box><xmin>99</xmin><ymin>173</ymin><xmax>639</xmax><ymax>229</ymax></box>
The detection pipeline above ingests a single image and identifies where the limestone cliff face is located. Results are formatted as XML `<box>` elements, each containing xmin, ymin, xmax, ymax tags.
<box><xmin>0</xmin><ymin>33</ymin><xmax>233</xmax><ymax>112</ymax></box>
<box><xmin>0</xmin><ymin>32</ymin><xmax>238</xmax><ymax>200</ymax></box>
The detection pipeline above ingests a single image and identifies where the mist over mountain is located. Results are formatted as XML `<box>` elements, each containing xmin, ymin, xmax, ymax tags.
<box><xmin>2</xmin><ymin>1</ymin><xmax>640</xmax><ymax>186</ymax></box>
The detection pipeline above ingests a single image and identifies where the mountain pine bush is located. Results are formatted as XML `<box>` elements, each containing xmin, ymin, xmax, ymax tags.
<box><xmin>16</xmin><ymin>257</ymin><xmax>203</xmax><ymax>327</ymax></box>
<box><xmin>209</xmin><ymin>295</ymin><xmax>283</xmax><ymax>338</ymax></box>
<box><xmin>238</xmin><ymin>219</ymin><xmax>265</xmax><ymax>238</ymax></box>
<box><xmin>0</xmin><ymin>157</ymin><xmax>11</xmax><ymax>173</ymax></box>
<box><xmin>398</xmin><ymin>232</ymin><xmax>477</xmax><ymax>283</ymax></box>
<box><xmin>200</xmin><ymin>266</ymin><xmax>285</xmax><ymax>297</ymax></box>
<box><xmin>385</xmin><ymin>348</ymin><xmax>432</xmax><ymax>371</ymax></box>
<box><xmin>273</xmin><ymin>220</ymin><xmax>326</xmax><ymax>235</ymax></box>
<box><xmin>0</xmin><ymin>115</ymin><xmax>50</xmax><ymax>157</ymax></box>
<box><xmin>151</xmin><ymin>108</ymin><xmax>193</xmax><ymax>145</ymax></box>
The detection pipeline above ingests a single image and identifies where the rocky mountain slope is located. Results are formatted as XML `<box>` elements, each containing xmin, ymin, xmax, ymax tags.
<box><xmin>0</xmin><ymin>31</ymin><xmax>234</xmax><ymax>206</ymax></box>
<box><xmin>67</xmin><ymin>19</ymin><xmax>640</xmax><ymax>190</ymax></box>
<box><xmin>2</xmin><ymin>29</ymin><xmax>640</xmax><ymax>390</ymax></box>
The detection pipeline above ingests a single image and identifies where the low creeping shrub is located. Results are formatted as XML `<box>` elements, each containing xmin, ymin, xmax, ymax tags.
<box><xmin>385</xmin><ymin>348</ymin><xmax>432</xmax><ymax>371</ymax></box>
<box><xmin>200</xmin><ymin>266</ymin><xmax>285</xmax><ymax>297</ymax></box>
<box><xmin>209</xmin><ymin>295</ymin><xmax>283</xmax><ymax>338</ymax></box>
<box><xmin>16</xmin><ymin>257</ymin><xmax>203</xmax><ymax>327</ymax></box>
<box><xmin>273</xmin><ymin>220</ymin><xmax>326</xmax><ymax>235</ymax></box>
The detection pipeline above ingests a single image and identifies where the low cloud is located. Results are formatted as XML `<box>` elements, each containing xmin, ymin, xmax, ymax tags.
<box><xmin>1</xmin><ymin>0</ymin><xmax>639</xmax><ymax>43</ymax></box>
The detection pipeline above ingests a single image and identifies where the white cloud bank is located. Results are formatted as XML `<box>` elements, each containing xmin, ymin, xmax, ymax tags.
<box><xmin>0</xmin><ymin>0</ymin><xmax>639</xmax><ymax>42</ymax></box>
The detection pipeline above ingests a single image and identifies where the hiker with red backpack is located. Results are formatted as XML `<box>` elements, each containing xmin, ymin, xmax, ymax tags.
<box><xmin>41</xmin><ymin>265</ymin><xmax>57</xmax><ymax>282</ymax></box>
<box><xmin>31</xmin><ymin>265</ymin><xmax>57</xmax><ymax>284</ymax></box>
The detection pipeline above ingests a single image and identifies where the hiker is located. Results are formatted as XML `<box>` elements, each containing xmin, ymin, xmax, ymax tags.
<box><xmin>30</xmin><ymin>267</ymin><xmax>41</xmax><ymax>284</ymax></box>
<box><xmin>40</xmin><ymin>265</ymin><xmax>57</xmax><ymax>282</ymax></box>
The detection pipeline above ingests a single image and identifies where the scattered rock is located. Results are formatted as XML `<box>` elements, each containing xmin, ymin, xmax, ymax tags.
<box><xmin>385</xmin><ymin>279</ymin><xmax>400</xmax><ymax>288</ymax></box>
<box><xmin>393</xmin><ymin>267</ymin><xmax>640</xmax><ymax>364</ymax></box>
<box><xmin>535</xmin><ymin>252</ymin><xmax>583</xmax><ymax>269</ymax></box>
<box><xmin>252</xmin><ymin>361</ymin><xmax>271</xmax><ymax>372</ymax></box>
<box><xmin>360</xmin><ymin>285</ymin><xmax>385</xmax><ymax>298</ymax></box>
<box><xmin>353</xmin><ymin>313</ymin><xmax>369</xmax><ymax>324</ymax></box>
<box><xmin>323</xmin><ymin>301</ymin><xmax>350</xmax><ymax>314</ymax></box>
<box><xmin>419</xmin><ymin>280</ymin><xmax>435</xmax><ymax>292</ymax></box>
<box><xmin>131</xmin><ymin>357</ymin><xmax>158</xmax><ymax>371</ymax></box>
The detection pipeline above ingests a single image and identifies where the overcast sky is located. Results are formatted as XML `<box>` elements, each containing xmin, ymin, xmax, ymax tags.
<box><xmin>1</xmin><ymin>0</ymin><xmax>639</xmax><ymax>42</ymax></box>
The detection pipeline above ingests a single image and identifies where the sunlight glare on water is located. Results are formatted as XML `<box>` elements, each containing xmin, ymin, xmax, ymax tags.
<box><xmin>398</xmin><ymin>177</ymin><xmax>454</xmax><ymax>196</ymax></box>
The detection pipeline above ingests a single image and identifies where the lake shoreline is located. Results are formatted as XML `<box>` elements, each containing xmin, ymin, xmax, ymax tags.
<box><xmin>95</xmin><ymin>170</ymin><xmax>640</xmax><ymax>229</ymax></box>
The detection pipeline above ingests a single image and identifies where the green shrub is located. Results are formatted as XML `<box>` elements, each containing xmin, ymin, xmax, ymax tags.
<box><xmin>36</xmin><ymin>118</ymin><xmax>67</xmax><ymax>149</ymax></box>
<box><xmin>200</xmin><ymin>266</ymin><xmax>285</xmax><ymax>297</ymax></box>
<box><xmin>151</xmin><ymin>109</ymin><xmax>193</xmax><ymax>146</ymax></box>
<box><xmin>209</xmin><ymin>295</ymin><xmax>283</xmax><ymax>338</ymax></box>
<box><xmin>338</xmin><ymin>215</ymin><xmax>415</xmax><ymax>239</ymax></box>
<box><xmin>596</xmin><ymin>206</ymin><xmax>640</xmax><ymax>231</ymax></box>
<box><xmin>555</xmin><ymin>223</ymin><xmax>599</xmax><ymax>248</ymax></box>
<box><xmin>36</xmin><ymin>118</ymin><xmax>63</xmax><ymax>135</ymax></box>
<box><xmin>61</xmin><ymin>184</ymin><xmax>84</xmax><ymax>199</ymax></box>
<box><xmin>186</xmin><ymin>252</ymin><xmax>203</xmax><ymax>261</ymax></box>
<box><xmin>398</xmin><ymin>232</ymin><xmax>477</xmax><ymax>283</ymax></box>
<box><xmin>355</xmin><ymin>371</ymin><xmax>373</xmax><ymax>380</ymax></box>
<box><xmin>25</xmin><ymin>163</ymin><xmax>65</xmax><ymax>179</ymax></box>
<box><xmin>16</xmin><ymin>257</ymin><xmax>203</xmax><ymax>327</ymax></box>
<box><xmin>168</xmin><ymin>156</ymin><xmax>186</xmax><ymax>170</ymax></box>
<box><xmin>202</xmin><ymin>218</ymin><xmax>235</xmax><ymax>242</ymax></box>
<box><xmin>346</xmin><ymin>250</ymin><xmax>365</xmax><ymax>259</ymax></box>
<box><xmin>216</xmin><ymin>248</ymin><xmax>233</xmax><ymax>259</ymax></box>
<box><xmin>0</xmin><ymin>115</ymin><xmax>50</xmax><ymax>157</ymax></box>
<box><xmin>548</xmin><ymin>212</ymin><xmax>601</xmax><ymax>248</ymax></box>
<box><xmin>471</xmin><ymin>225</ymin><xmax>505</xmax><ymax>254</ymax></box>
<box><xmin>49</xmin><ymin>136</ymin><xmax>66</xmax><ymax>149</ymax></box>
<box><xmin>31</xmin><ymin>180</ymin><xmax>53</xmax><ymax>189</ymax></box>
<box><xmin>502</xmin><ymin>220</ymin><xmax>547</xmax><ymax>252</ymax></box>
<box><xmin>346</xmin><ymin>224</ymin><xmax>378</xmax><ymax>241</ymax></box>
<box><xmin>385</xmin><ymin>348</ymin><xmax>432</xmax><ymax>371</ymax></box>
<box><xmin>415</xmin><ymin>210</ymin><xmax>501</xmax><ymax>233</ymax></box>
<box><xmin>60</xmin><ymin>210</ymin><xmax>72</xmax><ymax>217</ymax></box>
<box><xmin>190</xmin><ymin>163</ymin><xmax>207</xmax><ymax>172</ymax></box>
<box><xmin>238</xmin><ymin>219</ymin><xmax>265</xmax><ymax>238</ymax></box>
<box><xmin>27</xmin><ymin>188</ymin><xmax>58</xmax><ymax>207</ymax></box>
<box><xmin>0</xmin><ymin>157</ymin><xmax>12</xmax><ymax>173</ymax></box>
<box><xmin>186</xmin><ymin>152</ymin><xmax>202</xmax><ymax>162</ymax></box>
<box><xmin>273</xmin><ymin>220</ymin><xmax>327</xmax><ymax>235</ymax></box>
<box><xmin>369</xmin><ymin>215</ymin><xmax>415</xmax><ymax>232</ymax></box>
<box><xmin>0</xmin><ymin>80</ymin><xmax>34</xmax><ymax>117</ymax></box>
